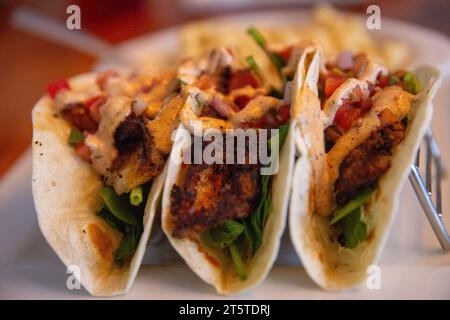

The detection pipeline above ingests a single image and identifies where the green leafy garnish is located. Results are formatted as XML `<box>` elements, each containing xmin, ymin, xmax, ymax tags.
<box><xmin>203</xmin><ymin>220</ymin><xmax>247</xmax><ymax>279</ymax></box>
<box><xmin>100</xmin><ymin>187</ymin><xmax>138</xmax><ymax>225</ymax></box>
<box><xmin>402</xmin><ymin>72</ymin><xmax>420</xmax><ymax>94</ymax></box>
<box><xmin>241</xmin><ymin>218</ymin><xmax>254</xmax><ymax>257</ymax></box>
<box><xmin>247</xmin><ymin>27</ymin><xmax>286</xmax><ymax>80</ymax></box>
<box><xmin>229</xmin><ymin>242</ymin><xmax>247</xmax><ymax>280</ymax></box>
<box><xmin>96</xmin><ymin>206</ymin><xmax>125</xmax><ymax>231</ymax></box>
<box><xmin>129</xmin><ymin>186</ymin><xmax>143</xmax><ymax>206</ymax></box>
<box><xmin>68</xmin><ymin>128</ymin><xmax>85</xmax><ymax>145</ymax></box>
<box><xmin>247</xmin><ymin>124</ymin><xmax>290</xmax><ymax>253</ymax></box>
<box><xmin>270</xmin><ymin>124</ymin><xmax>289</xmax><ymax>151</ymax></box>
<box><xmin>247</xmin><ymin>27</ymin><xmax>266</xmax><ymax>47</ymax></box>
<box><xmin>330</xmin><ymin>188</ymin><xmax>374</xmax><ymax>225</ymax></box>
<box><xmin>246</xmin><ymin>55</ymin><xmax>259</xmax><ymax>72</ymax></box>
<box><xmin>203</xmin><ymin>220</ymin><xmax>244</xmax><ymax>248</ymax></box>
<box><xmin>114</xmin><ymin>224</ymin><xmax>141</xmax><ymax>266</ymax></box>
<box><xmin>202</xmin><ymin>124</ymin><xmax>290</xmax><ymax>280</ymax></box>
<box><xmin>97</xmin><ymin>185</ymin><xmax>150</xmax><ymax>266</ymax></box>
<box><xmin>337</xmin><ymin>208</ymin><xmax>367</xmax><ymax>248</ymax></box>
<box><xmin>388</xmin><ymin>75</ymin><xmax>399</xmax><ymax>86</ymax></box>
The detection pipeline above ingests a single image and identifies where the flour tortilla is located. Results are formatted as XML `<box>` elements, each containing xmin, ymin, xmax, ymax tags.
<box><xmin>289</xmin><ymin>64</ymin><xmax>441</xmax><ymax>291</ymax></box>
<box><xmin>32</xmin><ymin>73</ymin><xmax>166</xmax><ymax>296</ymax></box>
<box><xmin>161</xmin><ymin>111</ymin><xmax>297</xmax><ymax>295</ymax></box>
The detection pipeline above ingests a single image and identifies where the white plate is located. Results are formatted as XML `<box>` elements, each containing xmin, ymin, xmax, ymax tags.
<box><xmin>1</xmin><ymin>10</ymin><xmax>450</xmax><ymax>299</ymax></box>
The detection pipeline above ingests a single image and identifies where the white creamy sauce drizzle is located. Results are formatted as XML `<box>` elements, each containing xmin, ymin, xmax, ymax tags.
<box><xmin>147</xmin><ymin>94</ymin><xmax>185</xmax><ymax>154</ymax></box>
<box><xmin>85</xmin><ymin>96</ymin><xmax>131</xmax><ymax>177</ymax></box>
<box><xmin>355</xmin><ymin>56</ymin><xmax>388</xmax><ymax>83</ymax></box>
<box><xmin>177</xmin><ymin>47</ymin><xmax>281</xmax><ymax>134</ymax></box>
<box><xmin>315</xmin><ymin>85</ymin><xmax>414</xmax><ymax>216</ymax></box>
<box><xmin>177</xmin><ymin>47</ymin><xmax>235</xmax><ymax>85</ymax></box>
<box><xmin>230</xmin><ymin>95</ymin><xmax>280</xmax><ymax>126</ymax></box>
<box><xmin>179</xmin><ymin>86</ymin><xmax>282</xmax><ymax>135</ymax></box>
<box><xmin>54</xmin><ymin>88</ymin><xmax>100</xmax><ymax>112</ymax></box>
<box><xmin>321</xmin><ymin>78</ymin><xmax>369</xmax><ymax>127</ymax></box>
<box><xmin>180</xmin><ymin>87</ymin><xmax>234</xmax><ymax>134</ymax></box>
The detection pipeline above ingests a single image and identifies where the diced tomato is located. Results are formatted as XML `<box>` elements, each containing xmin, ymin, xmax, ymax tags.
<box><xmin>229</xmin><ymin>69</ymin><xmax>259</xmax><ymax>91</ymax></box>
<box><xmin>61</xmin><ymin>104</ymin><xmax>98</xmax><ymax>133</ymax></box>
<box><xmin>276</xmin><ymin>104</ymin><xmax>291</xmax><ymax>124</ymax></box>
<box><xmin>279</xmin><ymin>46</ymin><xmax>293</xmax><ymax>63</ymax></box>
<box><xmin>256</xmin><ymin>111</ymin><xmax>281</xmax><ymax>129</ymax></box>
<box><xmin>343</xmin><ymin>85</ymin><xmax>364</xmax><ymax>105</ymax></box>
<box><xmin>234</xmin><ymin>95</ymin><xmax>251</xmax><ymax>110</ymax></box>
<box><xmin>377</xmin><ymin>74</ymin><xmax>390</xmax><ymax>88</ymax></box>
<box><xmin>85</xmin><ymin>95</ymin><xmax>106</xmax><ymax>123</ymax></box>
<box><xmin>358</xmin><ymin>97</ymin><xmax>373</xmax><ymax>111</ymax></box>
<box><xmin>46</xmin><ymin>79</ymin><xmax>70</xmax><ymax>99</ymax></box>
<box><xmin>74</xmin><ymin>142</ymin><xmax>91</xmax><ymax>163</ymax></box>
<box><xmin>97</xmin><ymin>70</ymin><xmax>119</xmax><ymax>90</ymax></box>
<box><xmin>324</xmin><ymin>76</ymin><xmax>345</xmax><ymax>98</ymax></box>
<box><xmin>367</xmin><ymin>81</ymin><xmax>375</xmax><ymax>96</ymax></box>
<box><xmin>85</xmin><ymin>95</ymin><xmax>101</xmax><ymax>108</ymax></box>
<box><xmin>333</xmin><ymin>104</ymin><xmax>361</xmax><ymax>132</ymax></box>
<box><xmin>196</xmin><ymin>74</ymin><xmax>216</xmax><ymax>90</ymax></box>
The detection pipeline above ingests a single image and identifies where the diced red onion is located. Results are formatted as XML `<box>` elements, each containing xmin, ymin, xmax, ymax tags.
<box><xmin>211</xmin><ymin>96</ymin><xmax>233</xmax><ymax>117</ymax></box>
<box><xmin>335</xmin><ymin>51</ymin><xmax>354</xmax><ymax>70</ymax></box>
<box><xmin>283</xmin><ymin>81</ymin><xmax>293</xmax><ymax>105</ymax></box>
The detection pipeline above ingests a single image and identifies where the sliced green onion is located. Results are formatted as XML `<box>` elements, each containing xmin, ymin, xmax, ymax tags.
<box><xmin>247</xmin><ymin>27</ymin><xmax>286</xmax><ymax>81</ymax></box>
<box><xmin>100</xmin><ymin>187</ymin><xmax>138</xmax><ymax>225</ymax></box>
<box><xmin>402</xmin><ymin>72</ymin><xmax>420</xmax><ymax>94</ymax></box>
<box><xmin>229</xmin><ymin>242</ymin><xmax>247</xmax><ymax>280</ymax></box>
<box><xmin>68</xmin><ymin>128</ymin><xmax>85</xmax><ymax>145</ymax></box>
<box><xmin>330</xmin><ymin>188</ymin><xmax>374</xmax><ymax>225</ymax></box>
<box><xmin>129</xmin><ymin>186</ymin><xmax>143</xmax><ymax>206</ymax></box>
<box><xmin>246</xmin><ymin>55</ymin><xmax>264</xmax><ymax>82</ymax></box>
<box><xmin>246</xmin><ymin>55</ymin><xmax>259</xmax><ymax>72</ymax></box>
<box><xmin>247</xmin><ymin>27</ymin><xmax>266</xmax><ymax>48</ymax></box>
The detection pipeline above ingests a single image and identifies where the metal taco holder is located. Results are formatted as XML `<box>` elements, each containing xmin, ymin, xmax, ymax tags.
<box><xmin>409</xmin><ymin>129</ymin><xmax>450</xmax><ymax>250</ymax></box>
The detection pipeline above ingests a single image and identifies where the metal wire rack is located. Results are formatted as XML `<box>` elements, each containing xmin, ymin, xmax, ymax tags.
<box><xmin>409</xmin><ymin>129</ymin><xmax>450</xmax><ymax>250</ymax></box>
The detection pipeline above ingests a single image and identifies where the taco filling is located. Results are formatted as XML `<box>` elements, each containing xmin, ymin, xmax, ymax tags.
<box><xmin>166</xmin><ymin>36</ymin><xmax>293</xmax><ymax>280</ymax></box>
<box><xmin>46</xmin><ymin>70</ymin><xmax>184</xmax><ymax>265</ymax></box>
<box><xmin>315</xmin><ymin>51</ymin><xmax>420</xmax><ymax>248</ymax></box>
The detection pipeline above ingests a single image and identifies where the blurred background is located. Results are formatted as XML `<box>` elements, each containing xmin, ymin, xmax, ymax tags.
<box><xmin>0</xmin><ymin>0</ymin><xmax>449</xmax><ymax>177</ymax></box>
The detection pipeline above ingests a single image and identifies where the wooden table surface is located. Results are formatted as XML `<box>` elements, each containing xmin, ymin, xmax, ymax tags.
<box><xmin>0</xmin><ymin>0</ymin><xmax>448</xmax><ymax>177</ymax></box>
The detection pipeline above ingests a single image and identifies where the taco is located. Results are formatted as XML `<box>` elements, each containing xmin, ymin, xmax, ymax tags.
<box><xmin>289</xmin><ymin>48</ymin><xmax>441</xmax><ymax>290</ymax></box>
<box><xmin>161</xmin><ymin>30</ymin><xmax>310</xmax><ymax>294</ymax></box>
<box><xmin>32</xmin><ymin>69</ymin><xmax>185</xmax><ymax>296</ymax></box>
